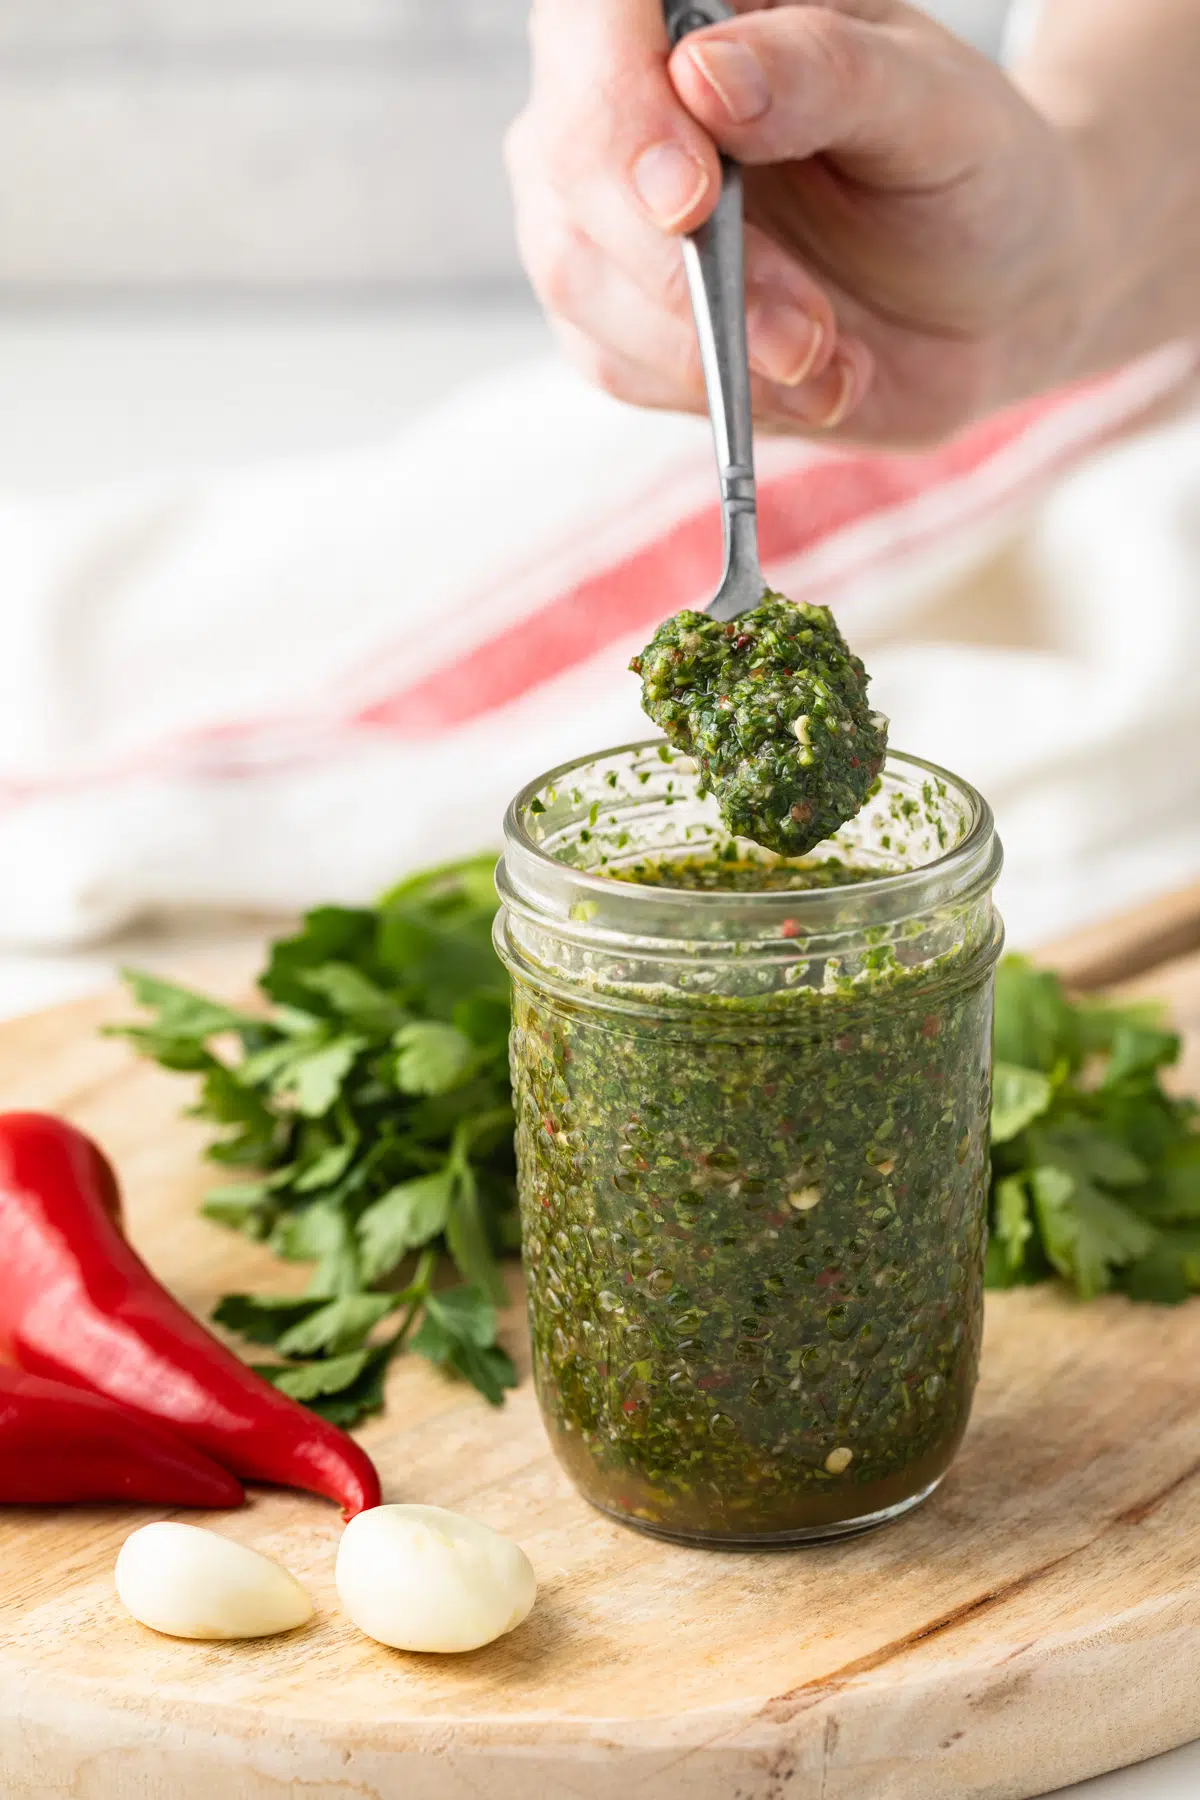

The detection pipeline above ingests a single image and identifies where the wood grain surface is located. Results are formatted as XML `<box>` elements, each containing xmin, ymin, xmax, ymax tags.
<box><xmin>4</xmin><ymin>891</ymin><xmax>1200</xmax><ymax>1800</ymax></box>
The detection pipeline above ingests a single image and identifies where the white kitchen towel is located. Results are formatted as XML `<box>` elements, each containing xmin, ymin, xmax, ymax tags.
<box><xmin>0</xmin><ymin>341</ymin><xmax>1195</xmax><ymax>952</ymax></box>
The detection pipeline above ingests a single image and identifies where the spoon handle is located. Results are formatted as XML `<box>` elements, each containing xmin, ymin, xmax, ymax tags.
<box><xmin>664</xmin><ymin>0</ymin><xmax>762</xmax><ymax>619</ymax></box>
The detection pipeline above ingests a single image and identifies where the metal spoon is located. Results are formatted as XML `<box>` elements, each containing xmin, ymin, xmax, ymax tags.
<box><xmin>664</xmin><ymin>0</ymin><xmax>766</xmax><ymax>623</ymax></box>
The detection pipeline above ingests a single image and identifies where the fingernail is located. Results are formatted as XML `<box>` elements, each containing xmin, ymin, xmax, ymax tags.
<box><xmin>632</xmin><ymin>142</ymin><xmax>710</xmax><ymax>228</ymax></box>
<box><xmin>684</xmin><ymin>40</ymin><xmax>770</xmax><ymax>125</ymax></box>
<box><xmin>747</xmin><ymin>302</ymin><xmax>825</xmax><ymax>387</ymax></box>
<box><xmin>775</xmin><ymin>350</ymin><xmax>862</xmax><ymax>431</ymax></box>
<box><xmin>820</xmin><ymin>354</ymin><xmax>858</xmax><ymax>430</ymax></box>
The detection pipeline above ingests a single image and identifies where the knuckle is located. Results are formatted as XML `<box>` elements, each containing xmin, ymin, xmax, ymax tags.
<box><xmin>802</xmin><ymin>12</ymin><xmax>870</xmax><ymax>102</ymax></box>
<box><xmin>588</xmin><ymin>353</ymin><xmax>636</xmax><ymax>403</ymax></box>
<box><xmin>558</xmin><ymin>330</ymin><xmax>634</xmax><ymax>403</ymax></box>
<box><xmin>527</xmin><ymin>222</ymin><xmax>593</xmax><ymax>319</ymax></box>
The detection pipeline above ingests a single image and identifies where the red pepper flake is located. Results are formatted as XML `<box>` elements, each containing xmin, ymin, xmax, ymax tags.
<box><xmin>780</xmin><ymin>918</ymin><xmax>802</xmax><ymax>939</ymax></box>
<box><xmin>734</xmin><ymin>634</ymin><xmax>751</xmax><ymax>651</ymax></box>
<box><xmin>816</xmin><ymin>1268</ymin><xmax>843</xmax><ymax>1289</ymax></box>
<box><xmin>791</xmin><ymin>802</ymin><xmax>813</xmax><ymax>825</ymax></box>
<box><xmin>921</xmin><ymin>1015</ymin><xmax>942</xmax><ymax>1039</ymax></box>
<box><xmin>542</xmin><ymin>1116</ymin><xmax>556</xmax><ymax>1135</ymax></box>
<box><xmin>698</xmin><ymin>1374</ymin><xmax>730</xmax><ymax>1391</ymax></box>
<box><xmin>621</xmin><ymin>1398</ymin><xmax>639</xmax><ymax>1415</ymax></box>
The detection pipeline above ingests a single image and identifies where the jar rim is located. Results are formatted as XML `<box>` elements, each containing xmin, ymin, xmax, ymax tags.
<box><xmin>500</xmin><ymin>739</ymin><xmax>1001</xmax><ymax>946</ymax></box>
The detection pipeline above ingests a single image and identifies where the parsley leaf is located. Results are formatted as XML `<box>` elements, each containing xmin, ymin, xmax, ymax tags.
<box><xmin>992</xmin><ymin>1172</ymin><xmax>1033</xmax><ymax>1274</ymax></box>
<box><xmin>118</xmin><ymin>856</ymin><xmax>516</xmax><ymax>1423</ymax></box>
<box><xmin>357</xmin><ymin>1170</ymin><xmax>455</xmax><ymax>1281</ymax></box>
<box><xmin>393</xmin><ymin>1021</ymin><xmax>474</xmax><ymax>1096</ymax></box>
<box><xmin>987</xmin><ymin>954</ymin><xmax>1199</xmax><ymax>1305</ymax></box>
<box><xmin>991</xmin><ymin>1064</ymin><xmax>1054</xmax><ymax>1144</ymax></box>
<box><xmin>411</xmin><ymin>1287</ymin><xmax>517</xmax><ymax>1407</ymax></box>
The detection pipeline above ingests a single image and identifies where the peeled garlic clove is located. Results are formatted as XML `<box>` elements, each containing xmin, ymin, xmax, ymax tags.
<box><xmin>336</xmin><ymin>1503</ymin><xmax>536</xmax><ymax>1653</ymax></box>
<box><xmin>115</xmin><ymin>1522</ymin><xmax>313</xmax><ymax>1641</ymax></box>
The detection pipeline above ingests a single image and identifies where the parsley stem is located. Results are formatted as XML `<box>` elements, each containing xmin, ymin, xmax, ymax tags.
<box><xmin>386</xmin><ymin>1247</ymin><xmax>438</xmax><ymax>1355</ymax></box>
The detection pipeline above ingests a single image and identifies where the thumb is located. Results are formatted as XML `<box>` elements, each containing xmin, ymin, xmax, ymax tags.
<box><xmin>668</xmin><ymin>3</ymin><xmax>978</xmax><ymax>183</ymax></box>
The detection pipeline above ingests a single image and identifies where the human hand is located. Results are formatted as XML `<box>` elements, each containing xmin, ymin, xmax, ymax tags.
<box><xmin>506</xmin><ymin>0</ymin><xmax>1094</xmax><ymax>446</ymax></box>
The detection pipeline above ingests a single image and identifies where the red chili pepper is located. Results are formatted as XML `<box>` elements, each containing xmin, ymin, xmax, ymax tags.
<box><xmin>0</xmin><ymin>1113</ymin><xmax>381</xmax><ymax>1518</ymax></box>
<box><xmin>0</xmin><ymin>1365</ymin><xmax>244</xmax><ymax>1508</ymax></box>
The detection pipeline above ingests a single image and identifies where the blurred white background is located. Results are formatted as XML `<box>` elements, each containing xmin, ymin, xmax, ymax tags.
<box><xmin>0</xmin><ymin>0</ymin><xmax>1011</xmax><ymax>489</ymax></box>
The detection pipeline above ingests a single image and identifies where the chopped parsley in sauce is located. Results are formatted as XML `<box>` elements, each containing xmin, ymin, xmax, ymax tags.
<box><xmin>512</xmin><ymin>851</ymin><xmax>992</xmax><ymax>1543</ymax></box>
<box><xmin>630</xmin><ymin>594</ymin><xmax>888</xmax><ymax>857</ymax></box>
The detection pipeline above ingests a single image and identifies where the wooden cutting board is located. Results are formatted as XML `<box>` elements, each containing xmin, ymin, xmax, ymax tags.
<box><xmin>4</xmin><ymin>887</ymin><xmax>1200</xmax><ymax>1800</ymax></box>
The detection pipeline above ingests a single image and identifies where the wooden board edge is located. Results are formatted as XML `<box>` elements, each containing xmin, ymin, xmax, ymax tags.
<box><xmin>4</xmin><ymin>1585</ymin><xmax>1200</xmax><ymax>1800</ymax></box>
<box><xmin>1034</xmin><ymin>882</ymin><xmax>1200</xmax><ymax>991</ymax></box>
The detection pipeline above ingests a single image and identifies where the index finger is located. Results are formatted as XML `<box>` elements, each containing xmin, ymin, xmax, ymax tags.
<box><xmin>526</xmin><ymin>0</ymin><xmax>724</xmax><ymax>233</ymax></box>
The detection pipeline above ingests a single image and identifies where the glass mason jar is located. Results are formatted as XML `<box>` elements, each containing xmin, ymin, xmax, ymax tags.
<box><xmin>495</xmin><ymin>742</ymin><xmax>1004</xmax><ymax>1547</ymax></box>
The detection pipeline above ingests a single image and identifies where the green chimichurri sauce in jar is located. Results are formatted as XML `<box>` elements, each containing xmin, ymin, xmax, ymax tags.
<box><xmin>496</xmin><ymin>742</ymin><xmax>1004</xmax><ymax>1546</ymax></box>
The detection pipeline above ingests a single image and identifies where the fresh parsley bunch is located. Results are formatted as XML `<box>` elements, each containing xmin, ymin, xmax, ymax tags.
<box><xmin>116</xmin><ymin>856</ymin><xmax>519</xmax><ymax>1426</ymax></box>
<box><xmin>988</xmin><ymin>956</ymin><xmax>1200</xmax><ymax>1302</ymax></box>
